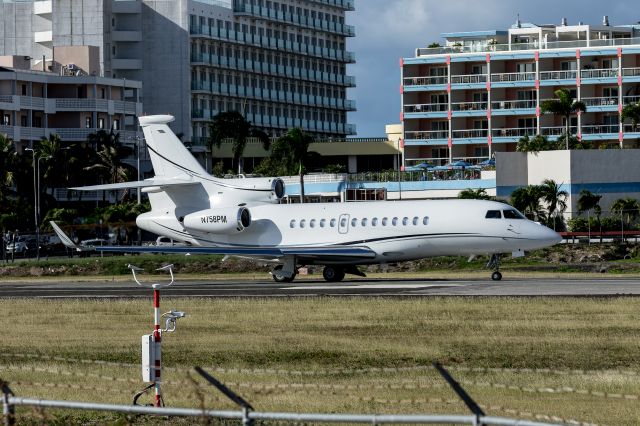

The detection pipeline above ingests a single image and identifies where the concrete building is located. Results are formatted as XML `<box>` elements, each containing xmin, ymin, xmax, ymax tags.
<box><xmin>0</xmin><ymin>0</ymin><xmax>356</xmax><ymax>145</ymax></box>
<box><xmin>401</xmin><ymin>17</ymin><xmax>640</xmax><ymax>168</ymax></box>
<box><xmin>0</xmin><ymin>52</ymin><xmax>142</xmax><ymax>148</ymax></box>
<box><xmin>496</xmin><ymin>150</ymin><xmax>640</xmax><ymax>218</ymax></box>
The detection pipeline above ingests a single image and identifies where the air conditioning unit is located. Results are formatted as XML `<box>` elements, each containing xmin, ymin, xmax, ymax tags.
<box><xmin>67</xmin><ymin>63</ymin><xmax>77</xmax><ymax>70</ymax></box>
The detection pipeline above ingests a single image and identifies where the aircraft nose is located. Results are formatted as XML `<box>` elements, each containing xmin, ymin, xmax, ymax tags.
<box><xmin>542</xmin><ymin>226</ymin><xmax>562</xmax><ymax>246</ymax></box>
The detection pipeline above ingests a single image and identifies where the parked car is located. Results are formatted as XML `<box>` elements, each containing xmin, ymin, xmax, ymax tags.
<box><xmin>80</xmin><ymin>238</ymin><xmax>110</xmax><ymax>247</ymax></box>
<box><xmin>6</xmin><ymin>236</ymin><xmax>37</xmax><ymax>256</ymax></box>
<box><xmin>154</xmin><ymin>236</ymin><xmax>187</xmax><ymax>247</ymax></box>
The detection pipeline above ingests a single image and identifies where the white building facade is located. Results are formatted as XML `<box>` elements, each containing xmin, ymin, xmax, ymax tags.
<box><xmin>401</xmin><ymin>18</ymin><xmax>640</xmax><ymax>168</ymax></box>
<box><xmin>0</xmin><ymin>0</ymin><xmax>356</xmax><ymax>145</ymax></box>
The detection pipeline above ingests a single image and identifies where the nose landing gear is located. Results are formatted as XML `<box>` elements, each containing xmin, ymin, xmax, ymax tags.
<box><xmin>487</xmin><ymin>254</ymin><xmax>502</xmax><ymax>281</ymax></box>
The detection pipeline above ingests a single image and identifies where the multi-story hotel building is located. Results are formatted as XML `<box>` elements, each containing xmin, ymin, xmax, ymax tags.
<box><xmin>0</xmin><ymin>0</ymin><xmax>356</xmax><ymax>146</ymax></box>
<box><xmin>401</xmin><ymin>18</ymin><xmax>640</xmax><ymax>167</ymax></box>
<box><xmin>0</xmin><ymin>52</ymin><xmax>142</xmax><ymax>149</ymax></box>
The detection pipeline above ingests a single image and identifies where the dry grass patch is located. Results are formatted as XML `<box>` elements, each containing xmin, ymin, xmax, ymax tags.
<box><xmin>1</xmin><ymin>297</ymin><xmax>640</xmax><ymax>424</ymax></box>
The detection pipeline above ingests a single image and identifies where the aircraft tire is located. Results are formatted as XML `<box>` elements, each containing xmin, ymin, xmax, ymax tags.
<box><xmin>272</xmin><ymin>265</ymin><xmax>295</xmax><ymax>283</ymax></box>
<box><xmin>323</xmin><ymin>266</ymin><xmax>345</xmax><ymax>282</ymax></box>
<box><xmin>491</xmin><ymin>271</ymin><xmax>502</xmax><ymax>281</ymax></box>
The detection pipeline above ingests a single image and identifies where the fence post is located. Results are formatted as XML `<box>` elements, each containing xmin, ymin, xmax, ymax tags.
<box><xmin>1</xmin><ymin>380</ymin><xmax>15</xmax><ymax>426</ymax></box>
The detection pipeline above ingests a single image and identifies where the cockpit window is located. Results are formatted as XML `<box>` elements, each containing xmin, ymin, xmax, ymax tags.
<box><xmin>503</xmin><ymin>209</ymin><xmax>525</xmax><ymax>219</ymax></box>
<box><xmin>485</xmin><ymin>210</ymin><xmax>501</xmax><ymax>219</ymax></box>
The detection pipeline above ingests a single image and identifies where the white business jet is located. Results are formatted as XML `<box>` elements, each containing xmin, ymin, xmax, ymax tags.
<box><xmin>52</xmin><ymin>115</ymin><xmax>561</xmax><ymax>282</ymax></box>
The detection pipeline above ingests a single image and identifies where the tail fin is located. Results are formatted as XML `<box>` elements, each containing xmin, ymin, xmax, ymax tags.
<box><xmin>139</xmin><ymin>115</ymin><xmax>208</xmax><ymax>178</ymax></box>
<box><xmin>50</xmin><ymin>221</ymin><xmax>83</xmax><ymax>252</ymax></box>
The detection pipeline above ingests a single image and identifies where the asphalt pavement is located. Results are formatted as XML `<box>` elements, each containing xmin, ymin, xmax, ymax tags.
<box><xmin>1</xmin><ymin>276</ymin><xmax>639</xmax><ymax>298</ymax></box>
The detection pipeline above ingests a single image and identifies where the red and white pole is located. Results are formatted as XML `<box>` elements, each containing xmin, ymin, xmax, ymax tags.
<box><xmin>153</xmin><ymin>286</ymin><xmax>162</xmax><ymax>407</ymax></box>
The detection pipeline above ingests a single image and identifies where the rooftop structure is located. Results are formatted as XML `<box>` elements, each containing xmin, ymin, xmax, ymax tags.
<box><xmin>401</xmin><ymin>17</ymin><xmax>640</xmax><ymax>169</ymax></box>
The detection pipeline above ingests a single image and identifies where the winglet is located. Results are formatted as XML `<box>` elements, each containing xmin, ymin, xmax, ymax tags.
<box><xmin>49</xmin><ymin>221</ymin><xmax>83</xmax><ymax>251</ymax></box>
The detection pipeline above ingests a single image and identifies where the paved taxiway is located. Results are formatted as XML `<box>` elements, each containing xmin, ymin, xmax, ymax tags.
<box><xmin>1</xmin><ymin>277</ymin><xmax>640</xmax><ymax>298</ymax></box>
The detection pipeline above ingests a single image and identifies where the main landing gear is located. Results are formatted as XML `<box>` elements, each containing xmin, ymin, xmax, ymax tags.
<box><xmin>322</xmin><ymin>266</ymin><xmax>345</xmax><ymax>282</ymax></box>
<box><xmin>487</xmin><ymin>254</ymin><xmax>502</xmax><ymax>281</ymax></box>
<box><xmin>271</xmin><ymin>265</ymin><xmax>296</xmax><ymax>283</ymax></box>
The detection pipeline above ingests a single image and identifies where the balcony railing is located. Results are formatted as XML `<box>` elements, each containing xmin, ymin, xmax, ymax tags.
<box><xmin>403</xmin><ymin>76</ymin><xmax>447</xmax><ymax>86</ymax></box>
<box><xmin>492</xmin><ymin>127</ymin><xmax>537</xmax><ymax>137</ymax></box>
<box><xmin>580</xmin><ymin>68</ymin><xmax>618</xmax><ymax>79</ymax></box>
<box><xmin>624</xmin><ymin>95</ymin><xmax>640</xmax><ymax>105</ymax></box>
<box><xmin>416</xmin><ymin>36</ymin><xmax>640</xmax><ymax>56</ymax></box>
<box><xmin>452</xmin><ymin>129</ymin><xmax>488</xmax><ymax>138</ymax></box>
<box><xmin>491</xmin><ymin>72</ymin><xmax>536</xmax><ymax>83</ymax></box>
<box><xmin>581</xmin><ymin>97</ymin><xmax>618</xmax><ymax>107</ymax></box>
<box><xmin>540</xmin><ymin>126</ymin><xmax>572</xmax><ymax>136</ymax></box>
<box><xmin>450</xmin><ymin>101</ymin><xmax>488</xmax><ymax>111</ymax></box>
<box><xmin>404</xmin><ymin>103</ymin><xmax>448</xmax><ymax>113</ymax></box>
<box><xmin>622</xmin><ymin>67</ymin><xmax>640</xmax><ymax>77</ymax></box>
<box><xmin>491</xmin><ymin>99</ymin><xmax>536</xmax><ymax>109</ymax></box>
<box><xmin>450</xmin><ymin>74</ymin><xmax>487</xmax><ymax>84</ymax></box>
<box><xmin>581</xmin><ymin>124</ymin><xmax>619</xmax><ymax>134</ymax></box>
<box><xmin>404</xmin><ymin>130</ymin><xmax>448</xmax><ymax>140</ymax></box>
<box><xmin>539</xmin><ymin>70</ymin><xmax>577</xmax><ymax>80</ymax></box>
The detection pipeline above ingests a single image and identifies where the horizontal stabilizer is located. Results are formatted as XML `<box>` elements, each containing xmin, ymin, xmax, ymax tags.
<box><xmin>49</xmin><ymin>221</ymin><xmax>94</xmax><ymax>252</ymax></box>
<box><xmin>70</xmin><ymin>178</ymin><xmax>199</xmax><ymax>192</ymax></box>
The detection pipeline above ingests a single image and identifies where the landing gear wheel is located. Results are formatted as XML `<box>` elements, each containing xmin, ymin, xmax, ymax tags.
<box><xmin>272</xmin><ymin>265</ymin><xmax>296</xmax><ymax>283</ymax></box>
<box><xmin>487</xmin><ymin>254</ymin><xmax>503</xmax><ymax>281</ymax></box>
<box><xmin>322</xmin><ymin>266</ymin><xmax>345</xmax><ymax>282</ymax></box>
<box><xmin>491</xmin><ymin>271</ymin><xmax>502</xmax><ymax>281</ymax></box>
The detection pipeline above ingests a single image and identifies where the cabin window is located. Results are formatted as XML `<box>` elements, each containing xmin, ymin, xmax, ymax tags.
<box><xmin>382</xmin><ymin>217</ymin><xmax>388</xmax><ymax>226</ymax></box>
<box><xmin>402</xmin><ymin>217</ymin><xmax>409</xmax><ymax>226</ymax></box>
<box><xmin>361</xmin><ymin>218</ymin><xmax>368</xmax><ymax>226</ymax></box>
<box><xmin>372</xmin><ymin>218</ymin><xmax>378</xmax><ymax>226</ymax></box>
<box><xmin>392</xmin><ymin>217</ymin><xmax>398</xmax><ymax>226</ymax></box>
<box><xmin>300</xmin><ymin>219</ymin><xmax>306</xmax><ymax>228</ymax></box>
<box><xmin>331</xmin><ymin>218</ymin><xmax>337</xmax><ymax>227</ymax></box>
<box><xmin>310</xmin><ymin>219</ymin><xmax>316</xmax><ymax>228</ymax></box>
<box><xmin>340</xmin><ymin>218</ymin><xmax>346</xmax><ymax>227</ymax></box>
<box><xmin>290</xmin><ymin>219</ymin><xmax>296</xmax><ymax>228</ymax></box>
<box><xmin>320</xmin><ymin>219</ymin><xmax>326</xmax><ymax>227</ymax></box>
<box><xmin>351</xmin><ymin>218</ymin><xmax>358</xmax><ymax>227</ymax></box>
<box><xmin>485</xmin><ymin>210</ymin><xmax>501</xmax><ymax>219</ymax></box>
<box><xmin>412</xmin><ymin>217</ymin><xmax>419</xmax><ymax>225</ymax></box>
<box><xmin>503</xmin><ymin>209</ymin><xmax>525</xmax><ymax>219</ymax></box>
<box><xmin>423</xmin><ymin>216</ymin><xmax>429</xmax><ymax>225</ymax></box>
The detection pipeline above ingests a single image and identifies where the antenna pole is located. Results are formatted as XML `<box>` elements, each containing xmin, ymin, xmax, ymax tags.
<box><xmin>153</xmin><ymin>285</ymin><xmax>162</xmax><ymax>407</ymax></box>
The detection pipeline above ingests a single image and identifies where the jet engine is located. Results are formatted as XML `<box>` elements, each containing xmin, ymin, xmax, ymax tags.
<box><xmin>210</xmin><ymin>177</ymin><xmax>285</xmax><ymax>206</ymax></box>
<box><xmin>182</xmin><ymin>207</ymin><xmax>251</xmax><ymax>234</ymax></box>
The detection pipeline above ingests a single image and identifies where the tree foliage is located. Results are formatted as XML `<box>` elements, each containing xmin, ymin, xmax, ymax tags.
<box><xmin>458</xmin><ymin>188</ymin><xmax>493</xmax><ymax>200</ymax></box>
<box><xmin>540</xmin><ymin>88</ymin><xmax>587</xmax><ymax>149</ymax></box>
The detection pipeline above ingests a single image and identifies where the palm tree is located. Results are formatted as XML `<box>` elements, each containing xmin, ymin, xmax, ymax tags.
<box><xmin>0</xmin><ymin>133</ymin><xmax>16</xmax><ymax>203</ymax></box>
<box><xmin>541</xmin><ymin>88</ymin><xmax>587</xmax><ymax>150</ymax></box>
<box><xmin>84</xmin><ymin>130</ymin><xmax>135</xmax><ymax>201</ymax></box>
<box><xmin>275</xmin><ymin>128</ymin><xmax>315</xmax><ymax>203</ymax></box>
<box><xmin>36</xmin><ymin>133</ymin><xmax>64</xmax><ymax>196</ymax></box>
<box><xmin>611</xmin><ymin>197</ymin><xmax>640</xmax><ymax>229</ymax></box>
<box><xmin>539</xmin><ymin>179</ymin><xmax>568</xmax><ymax>228</ymax></box>
<box><xmin>621</xmin><ymin>102</ymin><xmax>640</xmax><ymax>147</ymax></box>
<box><xmin>208</xmin><ymin>111</ymin><xmax>270</xmax><ymax>174</ymax></box>
<box><xmin>458</xmin><ymin>188</ymin><xmax>492</xmax><ymax>200</ymax></box>
<box><xmin>510</xmin><ymin>185</ymin><xmax>543</xmax><ymax>221</ymax></box>
<box><xmin>577</xmin><ymin>189</ymin><xmax>603</xmax><ymax>240</ymax></box>
<box><xmin>516</xmin><ymin>134</ymin><xmax>555</xmax><ymax>153</ymax></box>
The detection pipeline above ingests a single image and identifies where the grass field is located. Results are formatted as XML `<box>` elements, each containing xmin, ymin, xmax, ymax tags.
<box><xmin>1</xmin><ymin>297</ymin><xmax>640</xmax><ymax>425</ymax></box>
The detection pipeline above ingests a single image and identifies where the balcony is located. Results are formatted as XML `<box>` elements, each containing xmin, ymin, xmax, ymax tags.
<box><xmin>539</xmin><ymin>70</ymin><xmax>577</xmax><ymax>80</ymax></box>
<box><xmin>452</xmin><ymin>129</ymin><xmax>488</xmax><ymax>139</ymax></box>
<box><xmin>403</xmin><ymin>76</ymin><xmax>447</xmax><ymax>86</ymax></box>
<box><xmin>581</xmin><ymin>124</ymin><xmax>619</xmax><ymax>135</ymax></box>
<box><xmin>306</xmin><ymin>0</ymin><xmax>355</xmax><ymax>10</ymax></box>
<box><xmin>405</xmin><ymin>130</ymin><xmax>448</xmax><ymax>141</ymax></box>
<box><xmin>34</xmin><ymin>30</ymin><xmax>52</xmax><ymax>46</ymax></box>
<box><xmin>404</xmin><ymin>103</ymin><xmax>448</xmax><ymax>113</ymax></box>
<box><xmin>232</xmin><ymin>2</ymin><xmax>355</xmax><ymax>37</ymax></box>
<box><xmin>491</xmin><ymin>99</ymin><xmax>536</xmax><ymax>110</ymax></box>
<box><xmin>580</xmin><ymin>68</ymin><xmax>618</xmax><ymax>79</ymax></box>
<box><xmin>190</xmin><ymin>25</ymin><xmax>355</xmax><ymax>63</ymax></box>
<box><xmin>111</xmin><ymin>58</ymin><xmax>142</xmax><ymax>70</ymax></box>
<box><xmin>450</xmin><ymin>101</ymin><xmax>488</xmax><ymax>112</ymax></box>
<box><xmin>33</xmin><ymin>0</ymin><xmax>52</xmax><ymax>16</ymax></box>
<box><xmin>492</xmin><ymin>127</ymin><xmax>537</xmax><ymax>138</ymax></box>
<box><xmin>111</xmin><ymin>30</ymin><xmax>142</xmax><ymax>42</ymax></box>
<box><xmin>491</xmin><ymin>72</ymin><xmax>535</xmax><ymax>83</ymax></box>
<box><xmin>450</xmin><ymin>74</ymin><xmax>486</xmax><ymax>84</ymax></box>
<box><xmin>581</xmin><ymin>97</ymin><xmax>618</xmax><ymax>108</ymax></box>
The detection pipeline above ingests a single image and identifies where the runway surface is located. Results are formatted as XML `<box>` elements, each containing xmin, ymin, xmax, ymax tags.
<box><xmin>1</xmin><ymin>276</ymin><xmax>640</xmax><ymax>298</ymax></box>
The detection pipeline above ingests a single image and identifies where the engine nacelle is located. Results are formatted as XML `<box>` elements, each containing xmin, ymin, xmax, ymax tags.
<box><xmin>210</xmin><ymin>177</ymin><xmax>285</xmax><ymax>206</ymax></box>
<box><xmin>182</xmin><ymin>207</ymin><xmax>251</xmax><ymax>234</ymax></box>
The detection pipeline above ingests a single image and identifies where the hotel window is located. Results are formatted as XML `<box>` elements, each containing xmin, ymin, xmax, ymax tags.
<box><xmin>471</xmin><ymin>64</ymin><xmax>487</xmax><ymax>74</ymax></box>
<box><xmin>603</xmin><ymin>87</ymin><xmax>619</xmax><ymax>98</ymax></box>
<box><xmin>2</xmin><ymin>114</ymin><xmax>10</xmax><ymax>125</ymax></box>
<box><xmin>472</xmin><ymin>92</ymin><xmax>488</xmax><ymax>103</ymax></box>
<box><xmin>20</xmin><ymin>116</ymin><xmax>26</xmax><ymax>126</ymax></box>
<box><xmin>98</xmin><ymin>118</ymin><xmax>105</xmax><ymax>129</ymax></box>
<box><xmin>113</xmin><ymin>119</ymin><xmax>119</xmax><ymax>130</ymax></box>
<box><xmin>516</xmin><ymin>62</ymin><xmax>535</xmax><ymax>73</ymax></box>
<box><xmin>429</xmin><ymin>67</ymin><xmax>447</xmax><ymax>77</ymax></box>
<box><xmin>560</xmin><ymin>61</ymin><xmax>577</xmax><ymax>71</ymax></box>
<box><xmin>602</xmin><ymin>58</ymin><xmax>618</xmax><ymax>69</ymax></box>
<box><xmin>85</xmin><ymin>117</ymin><xmax>92</xmax><ymax>128</ymax></box>
<box><xmin>474</xmin><ymin>146</ymin><xmax>489</xmax><ymax>158</ymax></box>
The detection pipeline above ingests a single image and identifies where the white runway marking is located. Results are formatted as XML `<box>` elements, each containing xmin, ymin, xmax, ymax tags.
<box><xmin>286</xmin><ymin>283</ymin><xmax>465</xmax><ymax>290</ymax></box>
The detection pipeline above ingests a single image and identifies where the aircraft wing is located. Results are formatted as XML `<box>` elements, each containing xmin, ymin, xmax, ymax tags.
<box><xmin>50</xmin><ymin>221</ymin><xmax>376</xmax><ymax>261</ymax></box>
<box><xmin>70</xmin><ymin>178</ymin><xmax>199</xmax><ymax>191</ymax></box>
<box><xmin>93</xmin><ymin>245</ymin><xmax>376</xmax><ymax>262</ymax></box>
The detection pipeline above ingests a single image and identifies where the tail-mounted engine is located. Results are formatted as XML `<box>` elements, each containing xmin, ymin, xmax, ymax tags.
<box><xmin>182</xmin><ymin>207</ymin><xmax>251</xmax><ymax>234</ymax></box>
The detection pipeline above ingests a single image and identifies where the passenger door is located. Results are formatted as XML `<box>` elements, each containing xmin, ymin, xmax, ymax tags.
<box><xmin>338</xmin><ymin>214</ymin><xmax>350</xmax><ymax>234</ymax></box>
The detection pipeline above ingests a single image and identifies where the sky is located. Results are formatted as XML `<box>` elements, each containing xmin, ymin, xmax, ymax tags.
<box><xmin>347</xmin><ymin>0</ymin><xmax>639</xmax><ymax>136</ymax></box>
